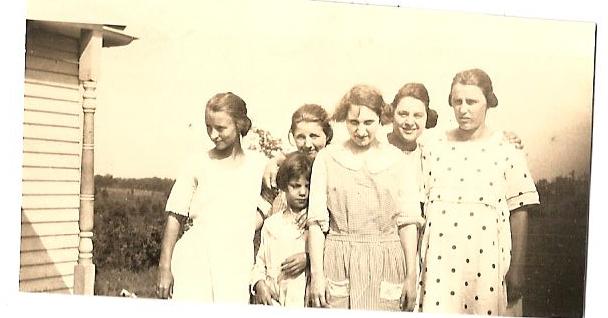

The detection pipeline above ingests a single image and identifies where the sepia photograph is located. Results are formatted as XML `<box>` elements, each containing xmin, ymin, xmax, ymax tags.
<box><xmin>2</xmin><ymin>0</ymin><xmax>603</xmax><ymax>317</ymax></box>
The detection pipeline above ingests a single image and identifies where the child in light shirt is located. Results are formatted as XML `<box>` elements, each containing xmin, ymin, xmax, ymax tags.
<box><xmin>251</xmin><ymin>152</ymin><xmax>312</xmax><ymax>307</ymax></box>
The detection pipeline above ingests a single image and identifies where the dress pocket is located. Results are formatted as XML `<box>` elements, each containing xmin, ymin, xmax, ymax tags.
<box><xmin>326</xmin><ymin>278</ymin><xmax>350</xmax><ymax>308</ymax></box>
<box><xmin>379</xmin><ymin>280</ymin><xmax>403</xmax><ymax>311</ymax></box>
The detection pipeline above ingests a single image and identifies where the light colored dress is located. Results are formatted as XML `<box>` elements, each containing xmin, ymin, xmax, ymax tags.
<box><xmin>165</xmin><ymin>150</ymin><xmax>267</xmax><ymax>303</ymax></box>
<box><xmin>251</xmin><ymin>208</ymin><xmax>308</xmax><ymax>307</ymax></box>
<box><xmin>416</xmin><ymin>129</ymin><xmax>539</xmax><ymax>316</ymax></box>
<box><xmin>307</xmin><ymin>141</ymin><xmax>423</xmax><ymax>311</ymax></box>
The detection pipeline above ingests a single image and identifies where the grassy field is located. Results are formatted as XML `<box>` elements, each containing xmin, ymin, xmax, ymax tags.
<box><xmin>95</xmin><ymin>266</ymin><xmax>158</xmax><ymax>298</ymax></box>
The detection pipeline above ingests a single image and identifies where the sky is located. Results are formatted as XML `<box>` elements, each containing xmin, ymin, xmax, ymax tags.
<box><xmin>65</xmin><ymin>0</ymin><xmax>595</xmax><ymax>181</ymax></box>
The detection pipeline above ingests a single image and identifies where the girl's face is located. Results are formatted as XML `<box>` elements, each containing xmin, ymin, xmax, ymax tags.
<box><xmin>450</xmin><ymin>83</ymin><xmax>488</xmax><ymax>131</ymax></box>
<box><xmin>292</xmin><ymin>121</ymin><xmax>328</xmax><ymax>160</ymax></box>
<box><xmin>205</xmin><ymin>110</ymin><xmax>239</xmax><ymax>151</ymax></box>
<box><xmin>393</xmin><ymin>96</ymin><xmax>427</xmax><ymax>143</ymax></box>
<box><xmin>284</xmin><ymin>175</ymin><xmax>310</xmax><ymax>212</ymax></box>
<box><xmin>346</xmin><ymin>104</ymin><xmax>380</xmax><ymax>148</ymax></box>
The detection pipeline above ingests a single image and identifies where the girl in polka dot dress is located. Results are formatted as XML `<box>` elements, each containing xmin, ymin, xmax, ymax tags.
<box><xmin>416</xmin><ymin>69</ymin><xmax>539</xmax><ymax>316</ymax></box>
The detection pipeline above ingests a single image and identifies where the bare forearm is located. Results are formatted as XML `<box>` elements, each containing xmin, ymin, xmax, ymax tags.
<box><xmin>159</xmin><ymin>213</ymin><xmax>182</xmax><ymax>269</ymax></box>
<box><xmin>308</xmin><ymin>224</ymin><xmax>326</xmax><ymax>276</ymax></box>
<box><xmin>509</xmin><ymin>209</ymin><xmax>528</xmax><ymax>266</ymax></box>
<box><xmin>398</xmin><ymin>224</ymin><xmax>419</xmax><ymax>277</ymax></box>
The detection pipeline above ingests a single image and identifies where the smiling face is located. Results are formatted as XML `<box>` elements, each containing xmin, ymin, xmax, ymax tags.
<box><xmin>393</xmin><ymin>96</ymin><xmax>428</xmax><ymax>143</ymax></box>
<box><xmin>292</xmin><ymin>121</ymin><xmax>328</xmax><ymax>160</ymax></box>
<box><xmin>205</xmin><ymin>110</ymin><xmax>239</xmax><ymax>152</ymax></box>
<box><xmin>450</xmin><ymin>83</ymin><xmax>488</xmax><ymax>132</ymax></box>
<box><xmin>285</xmin><ymin>175</ymin><xmax>310</xmax><ymax>211</ymax></box>
<box><xmin>345</xmin><ymin>104</ymin><xmax>380</xmax><ymax>148</ymax></box>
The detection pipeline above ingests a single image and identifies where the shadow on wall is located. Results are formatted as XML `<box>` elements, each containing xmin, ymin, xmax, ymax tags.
<box><xmin>19</xmin><ymin>209</ymin><xmax>79</xmax><ymax>294</ymax></box>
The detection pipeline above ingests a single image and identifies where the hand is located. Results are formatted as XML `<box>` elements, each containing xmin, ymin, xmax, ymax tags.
<box><xmin>263</xmin><ymin>158</ymin><xmax>280</xmax><ymax>189</ymax></box>
<box><xmin>400</xmin><ymin>275</ymin><xmax>417</xmax><ymax>311</ymax></box>
<box><xmin>503</xmin><ymin>131</ymin><xmax>524</xmax><ymax>150</ymax></box>
<box><xmin>310</xmin><ymin>275</ymin><xmax>330</xmax><ymax>308</ymax></box>
<box><xmin>506</xmin><ymin>264</ymin><xmax>524</xmax><ymax>305</ymax></box>
<box><xmin>281</xmin><ymin>252</ymin><xmax>308</xmax><ymax>278</ymax></box>
<box><xmin>157</xmin><ymin>266</ymin><xmax>174</xmax><ymax>299</ymax></box>
<box><xmin>253</xmin><ymin>280</ymin><xmax>278</xmax><ymax>305</ymax></box>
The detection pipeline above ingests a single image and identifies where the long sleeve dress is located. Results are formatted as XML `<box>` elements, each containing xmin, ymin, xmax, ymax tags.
<box><xmin>307</xmin><ymin>141</ymin><xmax>423</xmax><ymax>311</ymax></box>
<box><xmin>416</xmin><ymin>129</ymin><xmax>539</xmax><ymax>316</ymax></box>
<box><xmin>165</xmin><ymin>150</ymin><xmax>266</xmax><ymax>303</ymax></box>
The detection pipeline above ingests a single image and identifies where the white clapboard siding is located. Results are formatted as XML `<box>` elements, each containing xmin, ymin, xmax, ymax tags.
<box><xmin>24</xmin><ymin>81</ymin><xmax>81</xmax><ymax>102</ymax></box>
<box><xmin>22</xmin><ymin>152</ymin><xmax>81</xmax><ymax>169</ymax></box>
<box><xmin>21</xmin><ymin>208</ymin><xmax>80</xmax><ymax>223</ymax></box>
<box><xmin>20</xmin><ymin>261</ymin><xmax>77</xmax><ymax>281</ymax></box>
<box><xmin>20</xmin><ymin>234</ymin><xmax>79</xmax><ymax>252</ymax></box>
<box><xmin>22</xmin><ymin>166</ymin><xmax>81</xmax><ymax>181</ymax></box>
<box><xmin>26</xmin><ymin>45</ymin><xmax>79</xmax><ymax>64</ymax></box>
<box><xmin>23</xmin><ymin>124</ymin><xmax>82</xmax><ymax>143</ymax></box>
<box><xmin>21</xmin><ymin>195</ymin><xmax>80</xmax><ymax>210</ymax></box>
<box><xmin>19</xmin><ymin>274</ymin><xmax>75</xmax><ymax>292</ymax></box>
<box><xmin>21</xmin><ymin>221</ymin><xmax>80</xmax><ymax>237</ymax></box>
<box><xmin>24</xmin><ymin>96</ymin><xmax>81</xmax><ymax>115</ymax></box>
<box><xmin>22</xmin><ymin>138</ymin><xmax>81</xmax><ymax>155</ymax></box>
<box><xmin>22</xmin><ymin>181</ymin><xmax>81</xmax><ymax>195</ymax></box>
<box><xmin>25</xmin><ymin>69</ymin><xmax>80</xmax><ymax>89</ymax></box>
<box><xmin>24</xmin><ymin>109</ymin><xmax>80</xmax><ymax>127</ymax></box>
<box><xmin>20</xmin><ymin>248</ymin><xmax>79</xmax><ymax>266</ymax></box>
<box><xmin>25</xmin><ymin>54</ymin><xmax>79</xmax><ymax>76</ymax></box>
<box><xmin>26</xmin><ymin>30</ymin><xmax>79</xmax><ymax>54</ymax></box>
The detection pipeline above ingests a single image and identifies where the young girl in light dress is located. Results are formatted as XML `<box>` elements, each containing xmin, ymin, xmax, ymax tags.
<box><xmin>157</xmin><ymin>92</ymin><xmax>267</xmax><ymax>303</ymax></box>
<box><xmin>252</xmin><ymin>152</ymin><xmax>314</xmax><ymax>307</ymax></box>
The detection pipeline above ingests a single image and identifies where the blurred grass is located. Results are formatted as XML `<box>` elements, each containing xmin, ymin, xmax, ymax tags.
<box><xmin>95</xmin><ymin>266</ymin><xmax>158</xmax><ymax>298</ymax></box>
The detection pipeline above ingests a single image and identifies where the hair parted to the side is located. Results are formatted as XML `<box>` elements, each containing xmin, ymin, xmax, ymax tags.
<box><xmin>448</xmin><ymin>68</ymin><xmax>498</xmax><ymax>108</ymax></box>
<box><xmin>275</xmin><ymin>151</ymin><xmax>314</xmax><ymax>191</ymax></box>
<box><xmin>290</xmin><ymin>104</ymin><xmax>334</xmax><ymax>144</ymax></box>
<box><xmin>332</xmin><ymin>84</ymin><xmax>387</xmax><ymax>123</ymax></box>
<box><xmin>388</xmin><ymin>82</ymin><xmax>438</xmax><ymax>128</ymax></box>
<box><xmin>205</xmin><ymin>92</ymin><xmax>252</xmax><ymax>136</ymax></box>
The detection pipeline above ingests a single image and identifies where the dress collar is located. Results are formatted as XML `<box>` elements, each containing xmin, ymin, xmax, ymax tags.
<box><xmin>326</xmin><ymin>140</ymin><xmax>405</xmax><ymax>173</ymax></box>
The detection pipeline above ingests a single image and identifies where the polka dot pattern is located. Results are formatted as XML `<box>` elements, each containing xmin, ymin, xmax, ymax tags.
<box><xmin>417</xmin><ymin>130</ymin><xmax>539</xmax><ymax>315</ymax></box>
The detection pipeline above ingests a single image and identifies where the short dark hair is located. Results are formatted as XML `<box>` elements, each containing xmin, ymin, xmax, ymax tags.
<box><xmin>332</xmin><ymin>84</ymin><xmax>389</xmax><ymax>123</ymax></box>
<box><xmin>276</xmin><ymin>152</ymin><xmax>313</xmax><ymax>191</ymax></box>
<box><xmin>290</xmin><ymin>104</ymin><xmax>333</xmax><ymax>145</ymax></box>
<box><xmin>448</xmin><ymin>68</ymin><xmax>498</xmax><ymax>108</ymax></box>
<box><xmin>387</xmin><ymin>82</ymin><xmax>438</xmax><ymax>128</ymax></box>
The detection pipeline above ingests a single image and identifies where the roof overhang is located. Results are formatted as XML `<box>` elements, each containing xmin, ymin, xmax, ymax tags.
<box><xmin>27</xmin><ymin>19</ymin><xmax>137</xmax><ymax>48</ymax></box>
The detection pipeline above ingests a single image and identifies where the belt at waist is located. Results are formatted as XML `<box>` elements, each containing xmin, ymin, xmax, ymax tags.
<box><xmin>326</xmin><ymin>233</ymin><xmax>400</xmax><ymax>243</ymax></box>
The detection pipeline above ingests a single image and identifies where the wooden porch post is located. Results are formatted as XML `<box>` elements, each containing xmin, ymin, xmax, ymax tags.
<box><xmin>74</xmin><ymin>29</ymin><xmax>102</xmax><ymax>295</ymax></box>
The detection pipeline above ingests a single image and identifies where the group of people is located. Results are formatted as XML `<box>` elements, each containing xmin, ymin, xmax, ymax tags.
<box><xmin>156</xmin><ymin>68</ymin><xmax>540</xmax><ymax>316</ymax></box>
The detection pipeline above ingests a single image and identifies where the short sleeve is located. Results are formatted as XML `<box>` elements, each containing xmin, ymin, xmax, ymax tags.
<box><xmin>395</xmin><ymin>153</ymin><xmax>425</xmax><ymax>228</ymax></box>
<box><xmin>306</xmin><ymin>150</ymin><xmax>330</xmax><ymax>232</ymax></box>
<box><xmin>165</xmin><ymin>157</ymin><xmax>198</xmax><ymax>217</ymax></box>
<box><xmin>505</xmin><ymin>147</ymin><xmax>540</xmax><ymax>211</ymax></box>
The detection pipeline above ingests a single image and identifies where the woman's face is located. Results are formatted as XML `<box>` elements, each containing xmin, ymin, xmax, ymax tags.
<box><xmin>346</xmin><ymin>104</ymin><xmax>380</xmax><ymax>148</ymax></box>
<box><xmin>205</xmin><ymin>110</ymin><xmax>239</xmax><ymax>151</ymax></box>
<box><xmin>393</xmin><ymin>96</ymin><xmax>427</xmax><ymax>143</ymax></box>
<box><xmin>450</xmin><ymin>83</ymin><xmax>488</xmax><ymax>131</ymax></box>
<box><xmin>292</xmin><ymin>121</ymin><xmax>328</xmax><ymax>160</ymax></box>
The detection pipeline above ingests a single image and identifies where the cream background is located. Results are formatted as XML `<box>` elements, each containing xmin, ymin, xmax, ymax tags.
<box><xmin>1</xmin><ymin>1</ymin><xmax>605</xmax><ymax>318</ymax></box>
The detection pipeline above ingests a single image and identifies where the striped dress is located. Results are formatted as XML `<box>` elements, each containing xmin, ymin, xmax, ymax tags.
<box><xmin>307</xmin><ymin>142</ymin><xmax>423</xmax><ymax>310</ymax></box>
